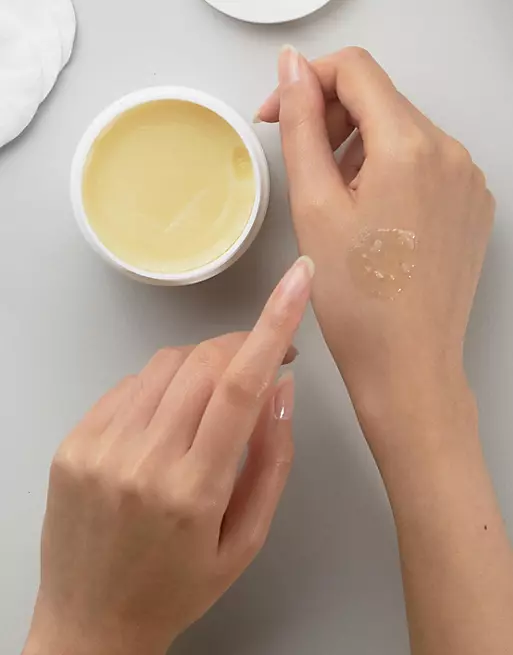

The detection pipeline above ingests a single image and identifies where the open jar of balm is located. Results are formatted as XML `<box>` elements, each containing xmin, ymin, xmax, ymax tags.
<box><xmin>70</xmin><ymin>87</ymin><xmax>270</xmax><ymax>285</ymax></box>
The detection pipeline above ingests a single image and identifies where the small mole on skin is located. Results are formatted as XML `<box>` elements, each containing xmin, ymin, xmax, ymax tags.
<box><xmin>484</xmin><ymin>525</ymin><xmax>488</xmax><ymax>531</ymax></box>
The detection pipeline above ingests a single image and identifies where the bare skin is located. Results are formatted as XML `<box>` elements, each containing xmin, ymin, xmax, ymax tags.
<box><xmin>23</xmin><ymin>257</ymin><xmax>313</xmax><ymax>655</ymax></box>
<box><xmin>23</xmin><ymin>48</ymin><xmax>513</xmax><ymax>655</ymax></box>
<box><xmin>259</xmin><ymin>46</ymin><xmax>513</xmax><ymax>655</ymax></box>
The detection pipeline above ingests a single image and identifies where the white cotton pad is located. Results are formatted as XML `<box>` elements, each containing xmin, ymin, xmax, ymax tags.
<box><xmin>203</xmin><ymin>0</ymin><xmax>333</xmax><ymax>24</ymax></box>
<box><xmin>0</xmin><ymin>11</ymin><xmax>43</xmax><ymax>148</ymax></box>
<box><xmin>10</xmin><ymin>0</ymin><xmax>63</xmax><ymax>100</ymax></box>
<box><xmin>48</xmin><ymin>0</ymin><xmax>76</xmax><ymax>67</ymax></box>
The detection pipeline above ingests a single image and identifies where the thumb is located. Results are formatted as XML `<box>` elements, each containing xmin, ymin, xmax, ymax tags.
<box><xmin>278</xmin><ymin>46</ymin><xmax>352</xmax><ymax>217</ymax></box>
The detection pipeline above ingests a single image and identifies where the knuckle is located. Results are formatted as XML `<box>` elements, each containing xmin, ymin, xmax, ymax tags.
<box><xmin>267</xmin><ymin>308</ymin><xmax>289</xmax><ymax>335</ymax></box>
<box><xmin>124</xmin><ymin>376</ymin><xmax>140</xmax><ymax>398</ymax></box>
<box><xmin>397</xmin><ymin>128</ymin><xmax>437</xmax><ymax>162</ymax></box>
<box><xmin>51</xmin><ymin>444</ymin><xmax>103</xmax><ymax>489</ymax></box>
<box><xmin>294</xmin><ymin>193</ymin><xmax>332</xmax><ymax>222</ymax></box>
<box><xmin>117</xmin><ymin>463</ymin><xmax>176</xmax><ymax>507</ymax></box>
<box><xmin>245</xmin><ymin>529</ymin><xmax>268</xmax><ymax>561</ymax></box>
<box><xmin>151</xmin><ymin>347</ymin><xmax>184</xmax><ymax>371</ymax></box>
<box><xmin>338</xmin><ymin>46</ymin><xmax>373</xmax><ymax>66</ymax></box>
<box><xmin>80</xmin><ymin>458</ymin><xmax>111</xmax><ymax>489</ymax></box>
<box><xmin>114</xmin><ymin>464</ymin><xmax>164</xmax><ymax>508</ymax></box>
<box><xmin>129</xmin><ymin>374</ymin><xmax>146</xmax><ymax>400</ymax></box>
<box><xmin>221</xmin><ymin>371</ymin><xmax>269</xmax><ymax>410</ymax></box>
<box><xmin>444</xmin><ymin>138</ymin><xmax>473</xmax><ymax>169</ymax></box>
<box><xmin>118</xmin><ymin>373</ymin><xmax>151</xmax><ymax>407</ymax></box>
<box><xmin>281</xmin><ymin>99</ymin><xmax>318</xmax><ymax>131</ymax></box>
<box><xmin>473</xmin><ymin>165</ymin><xmax>487</xmax><ymax>189</ymax></box>
<box><xmin>155</xmin><ymin>346</ymin><xmax>180</xmax><ymax>362</ymax></box>
<box><xmin>214</xmin><ymin>332</ymin><xmax>247</xmax><ymax>353</ymax></box>
<box><xmin>121</xmin><ymin>373</ymin><xmax>161</xmax><ymax>412</ymax></box>
<box><xmin>194</xmin><ymin>339</ymin><xmax>229</xmax><ymax>371</ymax></box>
<box><xmin>117</xmin><ymin>469</ymin><xmax>147</xmax><ymax>501</ymax></box>
<box><xmin>118</xmin><ymin>374</ymin><xmax>138</xmax><ymax>391</ymax></box>
<box><xmin>51</xmin><ymin>443</ymin><xmax>79</xmax><ymax>482</ymax></box>
<box><xmin>169</xmin><ymin>486</ymin><xmax>211</xmax><ymax>525</ymax></box>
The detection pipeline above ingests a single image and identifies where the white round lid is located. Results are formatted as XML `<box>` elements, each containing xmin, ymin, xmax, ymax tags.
<box><xmin>203</xmin><ymin>0</ymin><xmax>332</xmax><ymax>24</ymax></box>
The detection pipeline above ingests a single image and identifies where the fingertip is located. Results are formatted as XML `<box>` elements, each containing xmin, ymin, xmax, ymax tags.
<box><xmin>278</xmin><ymin>44</ymin><xmax>301</xmax><ymax>86</ymax></box>
<box><xmin>255</xmin><ymin>90</ymin><xmax>280</xmax><ymax>124</ymax></box>
<box><xmin>298</xmin><ymin>255</ymin><xmax>316</xmax><ymax>279</ymax></box>
<box><xmin>258</xmin><ymin>46</ymin><xmax>304</xmax><ymax>124</ymax></box>
<box><xmin>274</xmin><ymin>372</ymin><xmax>296</xmax><ymax>422</ymax></box>
<box><xmin>283</xmin><ymin>345</ymin><xmax>299</xmax><ymax>366</ymax></box>
<box><xmin>278</xmin><ymin>53</ymin><xmax>330</xmax><ymax>138</ymax></box>
<box><xmin>273</xmin><ymin>256</ymin><xmax>314</xmax><ymax>319</ymax></box>
<box><xmin>256</xmin><ymin>48</ymin><xmax>319</xmax><ymax>125</ymax></box>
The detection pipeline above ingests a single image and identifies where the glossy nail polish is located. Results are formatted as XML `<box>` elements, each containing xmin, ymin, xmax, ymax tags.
<box><xmin>274</xmin><ymin>373</ymin><xmax>296</xmax><ymax>421</ymax></box>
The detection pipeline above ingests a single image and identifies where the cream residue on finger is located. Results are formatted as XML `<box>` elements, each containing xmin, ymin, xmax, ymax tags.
<box><xmin>348</xmin><ymin>228</ymin><xmax>417</xmax><ymax>299</ymax></box>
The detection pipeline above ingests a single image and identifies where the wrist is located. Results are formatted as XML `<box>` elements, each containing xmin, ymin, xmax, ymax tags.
<box><xmin>347</xmin><ymin>357</ymin><xmax>478</xmax><ymax>464</ymax></box>
<box><xmin>23</xmin><ymin>626</ymin><xmax>174</xmax><ymax>655</ymax></box>
<box><xmin>23</xmin><ymin>595</ymin><xmax>174</xmax><ymax>655</ymax></box>
<box><xmin>348</xmin><ymin>361</ymin><xmax>493</xmax><ymax>527</ymax></box>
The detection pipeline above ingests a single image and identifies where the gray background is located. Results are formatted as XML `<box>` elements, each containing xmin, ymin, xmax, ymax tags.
<box><xmin>1</xmin><ymin>0</ymin><xmax>512</xmax><ymax>652</ymax></box>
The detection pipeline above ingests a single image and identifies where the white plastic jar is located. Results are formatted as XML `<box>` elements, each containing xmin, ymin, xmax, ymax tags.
<box><xmin>70</xmin><ymin>87</ymin><xmax>270</xmax><ymax>286</ymax></box>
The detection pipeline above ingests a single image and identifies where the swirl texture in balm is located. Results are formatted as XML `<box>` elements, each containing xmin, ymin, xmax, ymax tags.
<box><xmin>82</xmin><ymin>100</ymin><xmax>256</xmax><ymax>275</ymax></box>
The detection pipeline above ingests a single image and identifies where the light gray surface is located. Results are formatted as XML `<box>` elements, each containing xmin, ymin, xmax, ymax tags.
<box><xmin>1</xmin><ymin>0</ymin><xmax>512</xmax><ymax>653</ymax></box>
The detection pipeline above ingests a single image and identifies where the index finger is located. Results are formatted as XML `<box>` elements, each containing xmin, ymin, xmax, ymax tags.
<box><xmin>258</xmin><ymin>47</ymin><xmax>408</xmax><ymax>147</ymax></box>
<box><xmin>190</xmin><ymin>256</ymin><xmax>314</xmax><ymax>476</ymax></box>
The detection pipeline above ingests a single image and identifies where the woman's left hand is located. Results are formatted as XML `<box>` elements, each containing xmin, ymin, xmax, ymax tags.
<box><xmin>23</xmin><ymin>256</ymin><xmax>314</xmax><ymax>655</ymax></box>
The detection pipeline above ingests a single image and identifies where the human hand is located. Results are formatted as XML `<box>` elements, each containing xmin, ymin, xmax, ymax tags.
<box><xmin>23</xmin><ymin>257</ymin><xmax>314</xmax><ymax>655</ymax></box>
<box><xmin>260</xmin><ymin>50</ymin><xmax>513</xmax><ymax>655</ymax></box>
<box><xmin>258</xmin><ymin>47</ymin><xmax>494</xmax><ymax>424</ymax></box>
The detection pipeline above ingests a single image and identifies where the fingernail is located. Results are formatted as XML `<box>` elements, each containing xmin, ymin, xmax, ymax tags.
<box><xmin>298</xmin><ymin>255</ymin><xmax>316</xmax><ymax>278</ymax></box>
<box><xmin>282</xmin><ymin>345</ymin><xmax>299</xmax><ymax>366</ymax></box>
<box><xmin>279</xmin><ymin>44</ymin><xmax>301</xmax><ymax>85</ymax></box>
<box><xmin>274</xmin><ymin>373</ymin><xmax>295</xmax><ymax>421</ymax></box>
<box><xmin>289</xmin><ymin>345</ymin><xmax>300</xmax><ymax>362</ymax></box>
<box><xmin>255</xmin><ymin>89</ymin><xmax>280</xmax><ymax>124</ymax></box>
<box><xmin>280</xmin><ymin>256</ymin><xmax>315</xmax><ymax>302</ymax></box>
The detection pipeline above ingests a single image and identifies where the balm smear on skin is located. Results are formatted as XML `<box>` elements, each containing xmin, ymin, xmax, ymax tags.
<box><xmin>82</xmin><ymin>100</ymin><xmax>256</xmax><ymax>274</ymax></box>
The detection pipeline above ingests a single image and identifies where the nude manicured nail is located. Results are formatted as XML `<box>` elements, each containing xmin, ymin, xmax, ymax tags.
<box><xmin>279</xmin><ymin>44</ymin><xmax>301</xmax><ymax>85</ymax></box>
<box><xmin>288</xmin><ymin>345</ymin><xmax>300</xmax><ymax>362</ymax></box>
<box><xmin>253</xmin><ymin>112</ymin><xmax>262</xmax><ymax>124</ymax></box>
<box><xmin>281</xmin><ymin>345</ymin><xmax>299</xmax><ymax>366</ymax></box>
<box><xmin>280</xmin><ymin>256</ymin><xmax>315</xmax><ymax>303</ymax></box>
<box><xmin>274</xmin><ymin>373</ymin><xmax>296</xmax><ymax>421</ymax></box>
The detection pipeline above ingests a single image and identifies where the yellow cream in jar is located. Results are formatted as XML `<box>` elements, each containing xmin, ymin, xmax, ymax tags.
<box><xmin>82</xmin><ymin>100</ymin><xmax>256</xmax><ymax>274</ymax></box>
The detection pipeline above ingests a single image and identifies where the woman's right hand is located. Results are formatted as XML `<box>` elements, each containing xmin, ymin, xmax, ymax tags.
<box><xmin>23</xmin><ymin>258</ymin><xmax>312</xmax><ymax>655</ymax></box>
<box><xmin>258</xmin><ymin>47</ymin><xmax>495</xmax><ymax>426</ymax></box>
